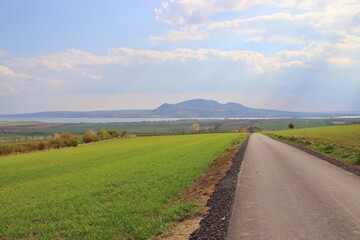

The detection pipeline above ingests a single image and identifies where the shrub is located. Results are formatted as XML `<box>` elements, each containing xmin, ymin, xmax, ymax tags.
<box><xmin>120</xmin><ymin>131</ymin><xmax>128</xmax><ymax>138</ymax></box>
<box><xmin>97</xmin><ymin>129</ymin><xmax>111</xmax><ymax>141</ymax></box>
<box><xmin>48</xmin><ymin>138</ymin><xmax>65</xmax><ymax>149</ymax></box>
<box><xmin>355</xmin><ymin>153</ymin><xmax>360</xmax><ymax>165</ymax></box>
<box><xmin>289</xmin><ymin>136</ymin><xmax>299</xmax><ymax>142</ymax></box>
<box><xmin>0</xmin><ymin>144</ymin><xmax>15</xmax><ymax>155</ymax></box>
<box><xmin>0</xmin><ymin>129</ymin><xmax>125</xmax><ymax>156</ymax></box>
<box><xmin>38</xmin><ymin>141</ymin><xmax>47</xmax><ymax>150</ymax></box>
<box><xmin>191</xmin><ymin>123</ymin><xmax>200</xmax><ymax>133</ymax></box>
<box><xmin>322</xmin><ymin>145</ymin><xmax>335</xmax><ymax>154</ymax></box>
<box><xmin>107</xmin><ymin>129</ymin><xmax>120</xmax><ymax>138</ymax></box>
<box><xmin>83</xmin><ymin>130</ymin><xmax>98</xmax><ymax>143</ymax></box>
<box><xmin>24</xmin><ymin>142</ymin><xmax>41</xmax><ymax>152</ymax></box>
<box><xmin>59</xmin><ymin>133</ymin><xmax>81</xmax><ymax>147</ymax></box>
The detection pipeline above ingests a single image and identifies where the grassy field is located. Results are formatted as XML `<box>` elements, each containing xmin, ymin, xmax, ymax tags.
<box><xmin>0</xmin><ymin>121</ymin><xmax>39</xmax><ymax>127</ymax></box>
<box><xmin>265</xmin><ymin>124</ymin><xmax>360</xmax><ymax>165</ymax></box>
<box><xmin>257</xmin><ymin>119</ymin><xmax>331</xmax><ymax>130</ymax></box>
<box><xmin>0</xmin><ymin>135</ymin><xmax>50</xmax><ymax>143</ymax></box>
<box><xmin>0</xmin><ymin>133</ymin><xmax>246</xmax><ymax>239</ymax></box>
<box><xmin>0</xmin><ymin>120</ymin><xmax>256</xmax><ymax>135</ymax></box>
<box><xmin>1</xmin><ymin>118</ymin><xmax>359</xmax><ymax>137</ymax></box>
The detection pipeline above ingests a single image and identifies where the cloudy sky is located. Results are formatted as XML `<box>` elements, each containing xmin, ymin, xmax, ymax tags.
<box><xmin>0</xmin><ymin>0</ymin><xmax>359</xmax><ymax>113</ymax></box>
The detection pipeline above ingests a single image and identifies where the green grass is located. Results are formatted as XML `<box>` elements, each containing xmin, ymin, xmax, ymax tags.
<box><xmin>0</xmin><ymin>135</ymin><xmax>49</xmax><ymax>143</ymax></box>
<box><xmin>5</xmin><ymin>120</ymin><xmax>251</xmax><ymax>135</ymax></box>
<box><xmin>265</xmin><ymin>124</ymin><xmax>360</xmax><ymax>165</ymax></box>
<box><xmin>257</xmin><ymin>119</ymin><xmax>331</xmax><ymax>130</ymax></box>
<box><xmin>0</xmin><ymin>133</ymin><xmax>247</xmax><ymax>239</ymax></box>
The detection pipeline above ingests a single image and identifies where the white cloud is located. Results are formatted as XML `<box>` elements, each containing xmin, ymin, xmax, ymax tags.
<box><xmin>12</xmin><ymin>49</ymin><xmax>116</xmax><ymax>71</ymax></box>
<box><xmin>48</xmin><ymin>78</ymin><xmax>66</xmax><ymax>87</ymax></box>
<box><xmin>4</xmin><ymin>84</ymin><xmax>17</xmax><ymax>93</ymax></box>
<box><xmin>80</xmin><ymin>72</ymin><xmax>103</xmax><ymax>81</ymax></box>
<box><xmin>1</xmin><ymin>39</ymin><xmax>357</xmax><ymax>96</ymax></box>
<box><xmin>242</xmin><ymin>34</ymin><xmax>304</xmax><ymax>45</ymax></box>
<box><xmin>335</xmin><ymin>33</ymin><xmax>360</xmax><ymax>51</ymax></box>
<box><xmin>0</xmin><ymin>50</ymin><xmax>7</xmax><ymax>57</ymax></box>
<box><xmin>7</xmin><ymin>47</ymin><xmax>307</xmax><ymax>83</ymax></box>
<box><xmin>150</xmin><ymin>28</ymin><xmax>207</xmax><ymax>42</ymax></box>
<box><xmin>155</xmin><ymin>0</ymin><xmax>273</xmax><ymax>26</ymax></box>
<box><xmin>269</xmin><ymin>36</ymin><xmax>304</xmax><ymax>45</ymax></box>
<box><xmin>276</xmin><ymin>0</ymin><xmax>319</xmax><ymax>10</ymax></box>
<box><xmin>111</xmin><ymin>47</ymin><xmax>307</xmax><ymax>72</ymax></box>
<box><xmin>208</xmin><ymin>12</ymin><xmax>295</xmax><ymax>30</ymax></box>
<box><xmin>154</xmin><ymin>0</ymin><xmax>360</xmax><ymax>48</ymax></box>
<box><xmin>245</xmin><ymin>36</ymin><xmax>264</xmax><ymax>42</ymax></box>
<box><xmin>0</xmin><ymin>65</ymin><xmax>31</xmax><ymax>79</ymax></box>
<box><xmin>327</xmin><ymin>57</ymin><xmax>355</xmax><ymax>65</ymax></box>
<box><xmin>0</xmin><ymin>65</ymin><xmax>14</xmax><ymax>76</ymax></box>
<box><xmin>8</xmin><ymin>44</ymin><xmax>356</xmax><ymax>83</ymax></box>
<box><xmin>234</xmin><ymin>28</ymin><xmax>266</xmax><ymax>35</ymax></box>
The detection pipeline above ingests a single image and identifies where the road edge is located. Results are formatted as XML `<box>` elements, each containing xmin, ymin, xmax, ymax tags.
<box><xmin>189</xmin><ymin>136</ymin><xmax>250</xmax><ymax>240</ymax></box>
<box><xmin>264</xmin><ymin>134</ymin><xmax>360</xmax><ymax>177</ymax></box>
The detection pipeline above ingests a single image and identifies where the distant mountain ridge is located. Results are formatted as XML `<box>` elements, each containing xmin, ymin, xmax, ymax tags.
<box><xmin>153</xmin><ymin>99</ymin><xmax>307</xmax><ymax>117</ymax></box>
<box><xmin>1</xmin><ymin>99</ymin><xmax>358</xmax><ymax>118</ymax></box>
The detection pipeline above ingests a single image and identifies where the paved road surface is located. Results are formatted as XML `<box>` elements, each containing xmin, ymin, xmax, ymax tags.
<box><xmin>228</xmin><ymin>133</ymin><xmax>360</xmax><ymax>240</ymax></box>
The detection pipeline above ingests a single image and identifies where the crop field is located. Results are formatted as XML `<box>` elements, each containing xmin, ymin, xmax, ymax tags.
<box><xmin>0</xmin><ymin>133</ymin><xmax>246</xmax><ymax>239</ymax></box>
<box><xmin>0</xmin><ymin>121</ymin><xmax>39</xmax><ymax>127</ymax></box>
<box><xmin>1</xmin><ymin>118</ymin><xmax>359</xmax><ymax>138</ymax></box>
<box><xmin>0</xmin><ymin>119</ymin><xmax>257</xmax><ymax>136</ymax></box>
<box><xmin>257</xmin><ymin>119</ymin><xmax>331</xmax><ymax>130</ymax></box>
<box><xmin>265</xmin><ymin>124</ymin><xmax>360</xmax><ymax>165</ymax></box>
<box><xmin>0</xmin><ymin>135</ymin><xmax>49</xmax><ymax>143</ymax></box>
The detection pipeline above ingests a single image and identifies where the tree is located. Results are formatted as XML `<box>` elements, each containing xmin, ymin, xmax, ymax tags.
<box><xmin>288</xmin><ymin>123</ymin><xmax>295</xmax><ymax>129</ymax></box>
<box><xmin>213</xmin><ymin>122</ymin><xmax>223</xmax><ymax>132</ymax></box>
<box><xmin>97</xmin><ymin>129</ymin><xmax>111</xmax><ymax>140</ymax></box>
<box><xmin>106</xmin><ymin>129</ymin><xmax>120</xmax><ymax>138</ymax></box>
<box><xmin>191</xmin><ymin>123</ymin><xmax>200</xmax><ymax>133</ymax></box>
<box><xmin>83</xmin><ymin>130</ymin><xmax>97</xmax><ymax>143</ymax></box>
<box><xmin>59</xmin><ymin>133</ymin><xmax>81</xmax><ymax>147</ymax></box>
<box><xmin>247</xmin><ymin>126</ymin><xmax>263</xmax><ymax>133</ymax></box>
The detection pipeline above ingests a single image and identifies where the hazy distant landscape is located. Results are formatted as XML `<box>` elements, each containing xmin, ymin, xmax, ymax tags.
<box><xmin>1</xmin><ymin>99</ymin><xmax>359</xmax><ymax>144</ymax></box>
<box><xmin>2</xmin><ymin>99</ymin><xmax>359</xmax><ymax>119</ymax></box>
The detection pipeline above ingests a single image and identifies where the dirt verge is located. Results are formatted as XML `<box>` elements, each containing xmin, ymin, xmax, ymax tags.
<box><xmin>155</xmin><ymin>137</ymin><xmax>249</xmax><ymax>240</ymax></box>
<box><xmin>267</xmin><ymin>134</ymin><xmax>360</xmax><ymax>176</ymax></box>
<box><xmin>189</xmin><ymin>137</ymin><xmax>249</xmax><ymax>240</ymax></box>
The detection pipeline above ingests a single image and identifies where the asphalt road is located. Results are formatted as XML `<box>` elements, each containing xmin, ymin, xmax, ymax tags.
<box><xmin>228</xmin><ymin>133</ymin><xmax>360</xmax><ymax>240</ymax></box>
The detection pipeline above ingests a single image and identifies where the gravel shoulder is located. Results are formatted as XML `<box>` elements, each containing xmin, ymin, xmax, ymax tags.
<box><xmin>189</xmin><ymin>137</ymin><xmax>249</xmax><ymax>240</ymax></box>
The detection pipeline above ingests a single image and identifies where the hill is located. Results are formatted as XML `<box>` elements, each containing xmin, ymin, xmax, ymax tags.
<box><xmin>152</xmin><ymin>99</ymin><xmax>309</xmax><ymax>117</ymax></box>
<box><xmin>1</xmin><ymin>99</ymin><xmax>357</xmax><ymax>118</ymax></box>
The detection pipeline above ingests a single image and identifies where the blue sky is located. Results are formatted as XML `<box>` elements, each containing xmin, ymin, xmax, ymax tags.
<box><xmin>0</xmin><ymin>0</ymin><xmax>359</xmax><ymax>113</ymax></box>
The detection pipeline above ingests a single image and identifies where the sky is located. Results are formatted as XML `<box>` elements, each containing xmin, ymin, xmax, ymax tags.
<box><xmin>0</xmin><ymin>0</ymin><xmax>359</xmax><ymax>113</ymax></box>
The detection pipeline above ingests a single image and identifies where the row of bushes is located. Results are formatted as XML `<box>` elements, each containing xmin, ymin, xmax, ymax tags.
<box><xmin>0</xmin><ymin>129</ymin><xmax>129</xmax><ymax>156</ymax></box>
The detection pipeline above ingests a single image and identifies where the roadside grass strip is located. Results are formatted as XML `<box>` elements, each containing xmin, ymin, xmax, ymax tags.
<box><xmin>265</xmin><ymin>124</ymin><xmax>360</xmax><ymax>165</ymax></box>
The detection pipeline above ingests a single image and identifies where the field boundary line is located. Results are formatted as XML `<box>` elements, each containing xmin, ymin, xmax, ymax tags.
<box><xmin>189</xmin><ymin>136</ymin><xmax>250</xmax><ymax>240</ymax></box>
<box><xmin>265</xmin><ymin>134</ymin><xmax>360</xmax><ymax>177</ymax></box>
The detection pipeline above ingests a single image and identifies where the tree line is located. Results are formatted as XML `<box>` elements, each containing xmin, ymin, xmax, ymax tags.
<box><xmin>0</xmin><ymin>129</ymin><xmax>129</xmax><ymax>156</ymax></box>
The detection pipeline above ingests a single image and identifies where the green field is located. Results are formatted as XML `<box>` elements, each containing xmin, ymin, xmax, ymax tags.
<box><xmin>0</xmin><ymin>133</ymin><xmax>246</xmax><ymax>239</ymax></box>
<box><xmin>1</xmin><ymin>118</ymin><xmax>359</xmax><ymax>137</ymax></box>
<box><xmin>257</xmin><ymin>119</ymin><xmax>331</xmax><ymax>130</ymax></box>
<box><xmin>265</xmin><ymin>124</ymin><xmax>360</xmax><ymax>165</ymax></box>
<box><xmin>0</xmin><ymin>121</ymin><xmax>39</xmax><ymax>127</ymax></box>
<box><xmin>0</xmin><ymin>135</ymin><xmax>50</xmax><ymax>143</ymax></box>
<box><xmin>0</xmin><ymin>120</ymin><xmax>255</xmax><ymax>135</ymax></box>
